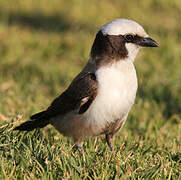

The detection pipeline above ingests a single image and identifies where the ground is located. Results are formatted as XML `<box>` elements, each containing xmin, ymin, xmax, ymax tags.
<box><xmin>0</xmin><ymin>0</ymin><xmax>181</xmax><ymax>179</ymax></box>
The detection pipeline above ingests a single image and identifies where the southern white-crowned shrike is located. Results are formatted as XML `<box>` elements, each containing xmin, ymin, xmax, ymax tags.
<box><xmin>14</xmin><ymin>19</ymin><xmax>159</xmax><ymax>151</ymax></box>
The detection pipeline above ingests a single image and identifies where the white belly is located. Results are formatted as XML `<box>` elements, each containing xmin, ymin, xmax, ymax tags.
<box><xmin>83</xmin><ymin>60</ymin><xmax>138</xmax><ymax>133</ymax></box>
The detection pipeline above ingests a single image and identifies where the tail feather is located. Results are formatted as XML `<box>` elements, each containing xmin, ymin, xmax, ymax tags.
<box><xmin>30</xmin><ymin>110</ymin><xmax>46</xmax><ymax>120</ymax></box>
<box><xmin>14</xmin><ymin>111</ymin><xmax>50</xmax><ymax>131</ymax></box>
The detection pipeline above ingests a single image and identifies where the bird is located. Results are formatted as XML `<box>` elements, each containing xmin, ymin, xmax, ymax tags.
<box><xmin>14</xmin><ymin>19</ymin><xmax>159</xmax><ymax>151</ymax></box>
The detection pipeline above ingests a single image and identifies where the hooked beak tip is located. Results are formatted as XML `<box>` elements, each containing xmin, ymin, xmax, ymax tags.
<box><xmin>137</xmin><ymin>37</ymin><xmax>159</xmax><ymax>47</ymax></box>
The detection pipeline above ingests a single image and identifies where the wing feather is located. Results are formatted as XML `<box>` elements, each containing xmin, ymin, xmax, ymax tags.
<box><xmin>32</xmin><ymin>72</ymin><xmax>98</xmax><ymax>120</ymax></box>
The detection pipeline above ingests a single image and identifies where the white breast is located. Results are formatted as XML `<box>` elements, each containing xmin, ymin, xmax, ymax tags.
<box><xmin>83</xmin><ymin>60</ymin><xmax>138</xmax><ymax>133</ymax></box>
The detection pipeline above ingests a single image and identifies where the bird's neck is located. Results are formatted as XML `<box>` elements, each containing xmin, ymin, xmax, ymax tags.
<box><xmin>90</xmin><ymin>31</ymin><xmax>128</xmax><ymax>67</ymax></box>
<box><xmin>90</xmin><ymin>31</ymin><xmax>140</xmax><ymax>67</ymax></box>
<box><xmin>125</xmin><ymin>43</ymin><xmax>140</xmax><ymax>62</ymax></box>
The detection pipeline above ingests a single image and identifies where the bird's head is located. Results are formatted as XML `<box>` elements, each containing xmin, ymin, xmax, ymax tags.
<box><xmin>90</xmin><ymin>19</ymin><xmax>158</xmax><ymax>65</ymax></box>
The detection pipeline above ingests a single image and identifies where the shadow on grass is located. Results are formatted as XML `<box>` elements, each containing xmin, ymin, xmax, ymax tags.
<box><xmin>6</xmin><ymin>12</ymin><xmax>70</xmax><ymax>33</ymax></box>
<box><xmin>3</xmin><ymin>11</ymin><xmax>95</xmax><ymax>33</ymax></box>
<box><xmin>138</xmin><ymin>85</ymin><xmax>181</xmax><ymax>119</ymax></box>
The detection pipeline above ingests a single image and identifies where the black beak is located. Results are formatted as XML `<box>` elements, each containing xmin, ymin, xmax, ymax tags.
<box><xmin>136</xmin><ymin>37</ymin><xmax>159</xmax><ymax>47</ymax></box>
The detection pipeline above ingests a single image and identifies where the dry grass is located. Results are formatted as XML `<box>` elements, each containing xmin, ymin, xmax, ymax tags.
<box><xmin>0</xmin><ymin>0</ymin><xmax>181</xmax><ymax>179</ymax></box>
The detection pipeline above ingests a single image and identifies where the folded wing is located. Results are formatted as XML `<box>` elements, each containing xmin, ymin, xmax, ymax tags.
<box><xmin>14</xmin><ymin>72</ymin><xmax>98</xmax><ymax>131</ymax></box>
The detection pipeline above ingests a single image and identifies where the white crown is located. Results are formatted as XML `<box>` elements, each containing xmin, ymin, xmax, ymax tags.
<box><xmin>100</xmin><ymin>19</ymin><xmax>148</xmax><ymax>37</ymax></box>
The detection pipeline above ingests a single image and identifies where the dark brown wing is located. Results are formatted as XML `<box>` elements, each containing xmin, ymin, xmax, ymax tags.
<box><xmin>31</xmin><ymin>72</ymin><xmax>98</xmax><ymax>121</ymax></box>
<box><xmin>14</xmin><ymin>72</ymin><xmax>98</xmax><ymax>131</ymax></box>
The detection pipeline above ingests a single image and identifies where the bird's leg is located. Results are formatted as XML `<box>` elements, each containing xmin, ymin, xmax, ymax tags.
<box><xmin>106</xmin><ymin>134</ymin><xmax>114</xmax><ymax>151</ymax></box>
<box><xmin>75</xmin><ymin>143</ymin><xmax>83</xmax><ymax>151</ymax></box>
<box><xmin>73</xmin><ymin>139</ymin><xmax>83</xmax><ymax>152</ymax></box>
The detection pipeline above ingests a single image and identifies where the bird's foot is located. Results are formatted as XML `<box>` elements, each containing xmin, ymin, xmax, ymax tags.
<box><xmin>72</xmin><ymin>141</ymin><xmax>83</xmax><ymax>152</ymax></box>
<box><xmin>106</xmin><ymin>134</ymin><xmax>114</xmax><ymax>152</ymax></box>
<box><xmin>76</xmin><ymin>143</ymin><xmax>83</xmax><ymax>152</ymax></box>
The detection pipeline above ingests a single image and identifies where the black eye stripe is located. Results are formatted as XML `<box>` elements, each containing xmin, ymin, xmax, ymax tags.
<box><xmin>124</xmin><ymin>34</ymin><xmax>143</xmax><ymax>43</ymax></box>
<box><xmin>124</xmin><ymin>34</ymin><xmax>135</xmax><ymax>42</ymax></box>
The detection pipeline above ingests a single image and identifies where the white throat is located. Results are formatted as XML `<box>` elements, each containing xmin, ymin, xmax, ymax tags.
<box><xmin>125</xmin><ymin>43</ymin><xmax>141</xmax><ymax>62</ymax></box>
<box><xmin>83</xmin><ymin>59</ymin><xmax>138</xmax><ymax>134</ymax></box>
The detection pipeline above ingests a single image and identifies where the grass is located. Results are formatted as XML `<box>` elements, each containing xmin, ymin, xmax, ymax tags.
<box><xmin>0</xmin><ymin>0</ymin><xmax>181</xmax><ymax>179</ymax></box>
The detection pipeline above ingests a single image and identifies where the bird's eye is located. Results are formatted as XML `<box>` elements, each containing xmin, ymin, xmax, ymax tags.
<box><xmin>125</xmin><ymin>34</ymin><xmax>135</xmax><ymax>42</ymax></box>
